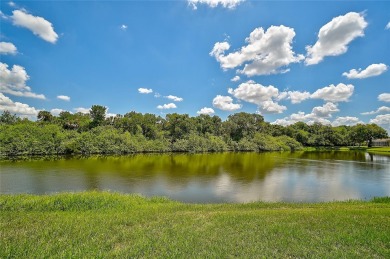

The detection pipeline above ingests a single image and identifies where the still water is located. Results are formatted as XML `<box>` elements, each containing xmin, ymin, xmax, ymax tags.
<box><xmin>1</xmin><ymin>152</ymin><xmax>389</xmax><ymax>203</ymax></box>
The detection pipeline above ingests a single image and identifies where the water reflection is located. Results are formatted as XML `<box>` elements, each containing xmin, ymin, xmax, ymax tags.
<box><xmin>1</xmin><ymin>152</ymin><xmax>389</xmax><ymax>203</ymax></box>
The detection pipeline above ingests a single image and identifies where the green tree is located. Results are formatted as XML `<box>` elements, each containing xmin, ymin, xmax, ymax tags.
<box><xmin>223</xmin><ymin>112</ymin><xmax>264</xmax><ymax>141</ymax></box>
<box><xmin>163</xmin><ymin>113</ymin><xmax>194</xmax><ymax>142</ymax></box>
<box><xmin>37</xmin><ymin>111</ymin><xmax>53</xmax><ymax>123</ymax></box>
<box><xmin>194</xmin><ymin>114</ymin><xmax>222</xmax><ymax>136</ymax></box>
<box><xmin>0</xmin><ymin>110</ymin><xmax>19</xmax><ymax>124</ymax></box>
<box><xmin>89</xmin><ymin>105</ymin><xmax>106</xmax><ymax>128</ymax></box>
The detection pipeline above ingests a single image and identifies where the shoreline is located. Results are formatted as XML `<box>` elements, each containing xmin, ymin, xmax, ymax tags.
<box><xmin>1</xmin><ymin>146</ymin><xmax>389</xmax><ymax>161</ymax></box>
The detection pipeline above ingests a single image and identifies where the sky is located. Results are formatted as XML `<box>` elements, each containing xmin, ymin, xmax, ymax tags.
<box><xmin>0</xmin><ymin>0</ymin><xmax>389</xmax><ymax>131</ymax></box>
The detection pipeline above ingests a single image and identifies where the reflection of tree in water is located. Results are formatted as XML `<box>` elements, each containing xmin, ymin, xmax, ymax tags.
<box><xmin>39</xmin><ymin>153</ymin><xmax>282</xmax><ymax>188</ymax></box>
<box><xmin>3</xmin><ymin>151</ymin><xmax>389</xmax><ymax>197</ymax></box>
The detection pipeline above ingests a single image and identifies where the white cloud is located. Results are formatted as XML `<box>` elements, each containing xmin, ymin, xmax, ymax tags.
<box><xmin>0</xmin><ymin>11</ymin><xmax>8</xmax><ymax>20</ymax></box>
<box><xmin>277</xmin><ymin>90</ymin><xmax>311</xmax><ymax>104</ymax></box>
<box><xmin>0</xmin><ymin>62</ymin><xmax>46</xmax><ymax>99</ymax></box>
<box><xmin>210</xmin><ymin>25</ymin><xmax>304</xmax><ymax>76</ymax></box>
<box><xmin>272</xmin><ymin>118</ymin><xmax>293</xmax><ymax>126</ymax></box>
<box><xmin>386</xmin><ymin>22</ymin><xmax>390</xmax><ymax>30</ymax></box>
<box><xmin>231</xmin><ymin>76</ymin><xmax>240</xmax><ymax>82</ymax></box>
<box><xmin>11</xmin><ymin>10</ymin><xmax>58</xmax><ymax>44</ymax></box>
<box><xmin>311</xmin><ymin>83</ymin><xmax>354</xmax><ymax>102</ymax></box>
<box><xmin>138</xmin><ymin>88</ymin><xmax>153</xmax><ymax>94</ymax></box>
<box><xmin>106</xmin><ymin>113</ymin><xmax>117</xmax><ymax>118</ymax></box>
<box><xmin>120</xmin><ymin>24</ymin><xmax>127</xmax><ymax>30</ymax></box>
<box><xmin>74</xmin><ymin>107</ymin><xmax>90</xmax><ymax>114</ymax></box>
<box><xmin>370</xmin><ymin>114</ymin><xmax>390</xmax><ymax>133</ymax></box>
<box><xmin>197</xmin><ymin>107</ymin><xmax>215</xmax><ymax>115</ymax></box>
<box><xmin>188</xmin><ymin>0</ymin><xmax>244</xmax><ymax>10</ymax></box>
<box><xmin>228</xmin><ymin>82</ymin><xmax>279</xmax><ymax>105</ymax></box>
<box><xmin>257</xmin><ymin>100</ymin><xmax>286</xmax><ymax>114</ymax></box>
<box><xmin>50</xmin><ymin>108</ymin><xmax>66</xmax><ymax>116</ymax></box>
<box><xmin>212</xmin><ymin>95</ymin><xmax>241</xmax><ymax>111</ymax></box>
<box><xmin>165</xmin><ymin>95</ymin><xmax>183</xmax><ymax>102</ymax></box>
<box><xmin>361</xmin><ymin>106</ymin><xmax>390</xmax><ymax>115</ymax></box>
<box><xmin>378</xmin><ymin>93</ymin><xmax>390</xmax><ymax>102</ymax></box>
<box><xmin>311</xmin><ymin>102</ymin><xmax>339</xmax><ymax>118</ymax></box>
<box><xmin>272</xmin><ymin>102</ymin><xmax>339</xmax><ymax>126</ymax></box>
<box><xmin>57</xmin><ymin>95</ymin><xmax>70</xmax><ymax>101</ymax></box>
<box><xmin>332</xmin><ymin>116</ymin><xmax>363</xmax><ymax>127</ymax></box>
<box><xmin>305</xmin><ymin>12</ymin><xmax>367</xmax><ymax>65</ymax></box>
<box><xmin>0</xmin><ymin>93</ymin><xmax>38</xmax><ymax>116</ymax></box>
<box><xmin>0</xmin><ymin>42</ymin><xmax>17</xmax><ymax>55</ymax></box>
<box><xmin>8</xmin><ymin>1</ymin><xmax>16</xmax><ymax>7</ymax></box>
<box><xmin>157</xmin><ymin>103</ymin><xmax>177</xmax><ymax>110</ymax></box>
<box><xmin>228</xmin><ymin>81</ymin><xmax>286</xmax><ymax>114</ymax></box>
<box><xmin>342</xmin><ymin>63</ymin><xmax>388</xmax><ymax>79</ymax></box>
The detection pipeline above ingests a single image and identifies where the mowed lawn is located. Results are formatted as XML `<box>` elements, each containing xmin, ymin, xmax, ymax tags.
<box><xmin>1</xmin><ymin>192</ymin><xmax>389</xmax><ymax>258</ymax></box>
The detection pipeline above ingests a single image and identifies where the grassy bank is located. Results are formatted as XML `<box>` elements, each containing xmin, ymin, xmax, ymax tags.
<box><xmin>1</xmin><ymin>192</ymin><xmax>390</xmax><ymax>257</ymax></box>
<box><xmin>302</xmin><ymin>146</ymin><xmax>369</xmax><ymax>151</ymax></box>
<box><xmin>367</xmin><ymin>147</ymin><xmax>390</xmax><ymax>154</ymax></box>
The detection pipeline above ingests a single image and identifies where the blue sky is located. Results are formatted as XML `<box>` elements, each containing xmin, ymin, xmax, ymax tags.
<box><xmin>0</xmin><ymin>0</ymin><xmax>389</xmax><ymax>131</ymax></box>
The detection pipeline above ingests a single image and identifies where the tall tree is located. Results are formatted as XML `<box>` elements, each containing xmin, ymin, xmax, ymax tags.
<box><xmin>0</xmin><ymin>110</ymin><xmax>19</xmax><ymax>124</ymax></box>
<box><xmin>37</xmin><ymin>111</ymin><xmax>54</xmax><ymax>123</ymax></box>
<box><xmin>223</xmin><ymin>112</ymin><xmax>264</xmax><ymax>141</ymax></box>
<box><xmin>90</xmin><ymin>105</ymin><xmax>106</xmax><ymax>128</ymax></box>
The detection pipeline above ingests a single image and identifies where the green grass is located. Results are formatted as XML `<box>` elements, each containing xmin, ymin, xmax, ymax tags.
<box><xmin>302</xmin><ymin>146</ymin><xmax>369</xmax><ymax>152</ymax></box>
<box><xmin>367</xmin><ymin>147</ymin><xmax>390</xmax><ymax>154</ymax></box>
<box><xmin>1</xmin><ymin>192</ymin><xmax>390</xmax><ymax>258</ymax></box>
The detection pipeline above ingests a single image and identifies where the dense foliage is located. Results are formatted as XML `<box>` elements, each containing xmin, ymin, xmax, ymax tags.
<box><xmin>0</xmin><ymin>107</ymin><xmax>388</xmax><ymax>156</ymax></box>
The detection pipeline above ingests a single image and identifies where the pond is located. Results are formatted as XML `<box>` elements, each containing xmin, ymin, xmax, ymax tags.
<box><xmin>1</xmin><ymin>151</ymin><xmax>389</xmax><ymax>203</ymax></box>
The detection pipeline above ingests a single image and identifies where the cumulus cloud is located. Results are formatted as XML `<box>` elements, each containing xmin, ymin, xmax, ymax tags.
<box><xmin>138</xmin><ymin>88</ymin><xmax>153</xmax><ymax>94</ymax></box>
<box><xmin>305</xmin><ymin>12</ymin><xmax>367</xmax><ymax>65</ymax></box>
<box><xmin>228</xmin><ymin>82</ymin><xmax>279</xmax><ymax>105</ymax></box>
<box><xmin>11</xmin><ymin>10</ymin><xmax>58</xmax><ymax>44</ymax></box>
<box><xmin>332</xmin><ymin>116</ymin><xmax>363</xmax><ymax>127</ymax></box>
<box><xmin>0</xmin><ymin>62</ymin><xmax>45</xmax><ymax>99</ymax></box>
<box><xmin>165</xmin><ymin>95</ymin><xmax>183</xmax><ymax>102</ymax></box>
<box><xmin>277</xmin><ymin>90</ymin><xmax>311</xmax><ymax>104</ymax></box>
<box><xmin>257</xmin><ymin>100</ymin><xmax>287</xmax><ymax>114</ymax></box>
<box><xmin>197</xmin><ymin>107</ymin><xmax>215</xmax><ymax>115</ymax></box>
<box><xmin>370</xmin><ymin>114</ymin><xmax>390</xmax><ymax>133</ymax></box>
<box><xmin>342</xmin><ymin>63</ymin><xmax>388</xmax><ymax>79</ymax></box>
<box><xmin>311</xmin><ymin>102</ymin><xmax>339</xmax><ymax>118</ymax></box>
<box><xmin>212</xmin><ymin>95</ymin><xmax>241</xmax><ymax>111</ymax></box>
<box><xmin>120</xmin><ymin>24</ymin><xmax>127</xmax><ymax>30</ymax></box>
<box><xmin>50</xmin><ymin>108</ymin><xmax>66</xmax><ymax>116</ymax></box>
<box><xmin>272</xmin><ymin>102</ymin><xmax>339</xmax><ymax>126</ymax></box>
<box><xmin>228</xmin><ymin>81</ymin><xmax>286</xmax><ymax>114</ymax></box>
<box><xmin>157</xmin><ymin>103</ymin><xmax>177</xmax><ymax>110</ymax></box>
<box><xmin>73</xmin><ymin>107</ymin><xmax>90</xmax><ymax>114</ymax></box>
<box><xmin>188</xmin><ymin>0</ymin><xmax>244</xmax><ymax>10</ymax></box>
<box><xmin>0</xmin><ymin>42</ymin><xmax>17</xmax><ymax>55</ymax></box>
<box><xmin>361</xmin><ymin>106</ymin><xmax>390</xmax><ymax>115</ymax></box>
<box><xmin>0</xmin><ymin>93</ymin><xmax>38</xmax><ymax>116</ymax></box>
<box><xmin>210</xmin><ymin>25</ymin><xmax>304</xmax><ymax>76</ymax></box>
<box><xmin>378</xmin><ymin>93</ymin><xmax>390</xmax><ymax>102</ymax></box>
<box><xmin>386</xmin><ymin>22</ymin><xmax>390</xmax><ymax>30</ymax></box>
<box><xmin>231</xmin><ymin>76</ymin><xmax>240</xmax><ymax>82</ymax></box>
<box><xmin>311</xmin><ymin>83</ymin><xmax>354</xmax><ymax>102</ymax></box>
<box><xmin>57</xmin><ymin>95</ymin><xmax>70</xmax><ymax>101</ymax></box>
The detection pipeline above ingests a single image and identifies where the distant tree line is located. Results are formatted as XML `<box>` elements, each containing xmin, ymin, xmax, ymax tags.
<box><xmin>0</xmin><ymin>105</ymin><xmax>388</xmax><ymax>157</ymax></box>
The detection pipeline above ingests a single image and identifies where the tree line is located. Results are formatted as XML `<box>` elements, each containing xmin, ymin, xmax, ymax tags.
<box><xmin>0</xmin><ymin>105</ymin><xmax>388</xmax><ymax>157</ymax></box>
